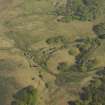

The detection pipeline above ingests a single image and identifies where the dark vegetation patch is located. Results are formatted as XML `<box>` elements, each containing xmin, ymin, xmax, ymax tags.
<box><xmin>68</xmin><ymin>47</ymin><xmax>77</xmax><ymax>56</ymax></box>
<box><xmin>54</xmin><ymin>0</ymin><xmax>105</xmax><ymax>22</ymax></box>
<box><xmin>11</xmin><ymin>86</ymin><xmax>37</xmax><ymax>105</ymax></box>
<box><xmin>75</xmin><ymin>37</ymin><xmax>101</xmax><ymax>72</ymax></box>
<box><xmin>93</xmin><ymin>22</ymin><xmax>105</xmax><ymax>39</ymax></box>
<box><xmin>46</xmin><ymin>35</ymin><xmax>70</xmax><ymax>48</ymax></box>
<box><xmin>96</xmin><ymin>67</ymin><xmax>105</xmax><ymax>76</ymax></box>
<box><xmin>73</xmin><ymin>76</ymin><xmax>105</xmax><ymax>105</ymax></box>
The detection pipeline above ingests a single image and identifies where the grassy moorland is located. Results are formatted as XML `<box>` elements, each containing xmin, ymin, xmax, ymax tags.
<box><xmin>0</xmin><ymin>0</ymin><xmax>105</xmax><ymax>105</ymax></box>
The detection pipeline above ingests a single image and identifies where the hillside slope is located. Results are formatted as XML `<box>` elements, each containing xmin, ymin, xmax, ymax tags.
<box><xmin>0</xmin><ymin>0</ymin><xmax>105</xmax><ymax>105</ymax></box>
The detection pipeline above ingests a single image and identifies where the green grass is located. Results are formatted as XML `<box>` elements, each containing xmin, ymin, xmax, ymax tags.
<box><xmin>0</xmin><ymin>76</ymin><xmax>17</xmax><ymax>105</ymax></box>
<box><xmin>5</xmin><ymin>30</ymin><xmax>40</xmax><ymax>51</ymax></box>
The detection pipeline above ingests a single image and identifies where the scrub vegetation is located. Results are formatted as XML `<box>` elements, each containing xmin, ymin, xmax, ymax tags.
<box><xmin>0</xmin><ymin>0</ymin><xmax>105</xmax><ymax>105</ymax></box>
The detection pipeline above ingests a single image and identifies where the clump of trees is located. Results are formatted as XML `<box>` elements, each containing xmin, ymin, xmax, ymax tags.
<box><xmin>54</xmin><ymin>0</ymin><xmax>105</xmax><ymax>22</ymax></box>
<box><xmin>72</xmin><ymin>76</ymin><xmax>105</xmax><ymax>105</ymax></box>
<box><xmin>93</xmin><ymin>22</ymin><xmax>105</xmax><ymax>39</ymax></box>
<box><xmin>76</xmin><ymin>37</ymin><xmax>101</xmax><ymax>52</ymax></box>
<box><xmin>96</xmin><ymin>67</ymin><xmax>105</xmax><ymax>76</ymax></box>
<box><xmin>75</xmin><ymin>37</ymin><xmax>101</xmax><ymax>72</ymax></box>
<box><xmin>55</xmin><ymin>36</ymin><xmax>101</xmax><ymax>86</ymax></box>
<box><xmin>46</xmin><ymin>35</ymin><xmax>70</xmax><ymax>47</ymax></box>
<box><xmin>68</xmin><ymin>47</ymin><xmax>78</xmax><ymax>56</ymax></box>
<box><xmin>11</xmin><ymin>86</ymin><xmax>37</xmax><ymax>105</ymax></box>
